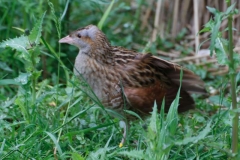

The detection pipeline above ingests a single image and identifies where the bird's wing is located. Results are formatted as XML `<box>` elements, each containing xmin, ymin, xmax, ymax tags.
<box><xmin>113</xmin><ymin>49</ymin><xmax>206</xmax><ymax>114</ymax></box>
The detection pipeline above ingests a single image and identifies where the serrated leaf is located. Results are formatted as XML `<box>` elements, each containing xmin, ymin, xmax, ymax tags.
<box><xmin>87</xmin><ymin>146</ymin><xmax>116</xmax><ymax>160</ymax></box>
<box><xmin>118</xmin><ymin>150</ymin><xmax>144</xmax><ymax>159</ymax></box>
<box><xmin>215</xmin><ymin>38</ymin><xmax>228</xmax><ymax>65</ymax></box>
<box><xmin>236</xmin><ymin>72</ymin><xmax>240</xmax><ymax>83</ymax></box>
<box><xmin>14</xmin><ymin>72</ymin><xmax>31</xmax><ymax>85</ymax></box>
<box><xmin>206</xmin><ymin>6</ymin><xmax>218</xmax><ymax>14</ymax></box>
<box><xmin>25</xmin><ymin>48</ymin><xmax>41</xmax><ymax>72</ymax></box>
<box><xmin>198</xmin><ymin>27</ymin><xmax>211</xmax><ymax>34</ymax></box>
<box><xmin>149</xmin><ymin>101</ymin><xmax>158</xmax><ymax>133</ymax></box>
<box><xmin>233</xmin><ymin>8</ymin><xmax>239</xmax><ymax>14</ymax></box>
<box><xmin>209</xmin><ymin>14</ymin><xmax>222</xmax><ymax>56</ymax></box>
<box><xmin>233</xmin><ymin>52</ymin><xmax>240</xmax><ymax>67</ymax></box>
<box><xmin>29</xmin><ymin>11</ymin><xmax>46</xmax><ymax>44</ymax></box>
<box><xmin>71</xmin><ymin>152</ymin><xmax>85</xmax><ymax>160</ymax></box>
<box><xmin>159</xmin><ymin>98</ymin><xmax>165</xmax><ymax>127</ymax></box>
<box><xmin>0</xmin><ymin>35</ymin><xmax>30</xmax><ymax>55</ymax></box>
<box><xmin>204</xmin><ymin>19</ymin><xmax>214</xmax><ymax>28</ymax></box>
<box><xmin>175</xmin><ymin>121</ymin><xmax>212</xmax><ymax>145</ymax></box>
<box><xmin>225</xmin><ymin>2</ymin><xmax>236</xmax><ymax>15</ymax></box>
<box><xmin>165</xmin><ymin>70</ymin><xmax>182</xmax><ymax>135</ymax></box>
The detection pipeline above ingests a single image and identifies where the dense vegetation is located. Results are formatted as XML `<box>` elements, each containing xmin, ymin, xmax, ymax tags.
<box><xmin>0</xmin><ymin>0</ymin><xmax>239</xmax><ymax>159</ymax></box>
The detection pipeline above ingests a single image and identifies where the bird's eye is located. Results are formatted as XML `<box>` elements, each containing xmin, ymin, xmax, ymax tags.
<box><xmin>77</xmin><ymin>33</ymin><xmax>82</xmax><ymax>38</ymax></box>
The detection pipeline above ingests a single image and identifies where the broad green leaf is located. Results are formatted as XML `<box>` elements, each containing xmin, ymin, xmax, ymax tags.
<box><xmin>29</xmin><ymin>11</ymin><xmax>46</xmax><ymax>44</ymax></box>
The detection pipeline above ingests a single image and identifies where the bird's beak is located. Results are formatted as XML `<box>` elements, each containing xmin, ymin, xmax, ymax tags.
<box><xmin>59</xmin><ymin>35</ymin><xmax>73</xmax><ymax>44</ymax></box>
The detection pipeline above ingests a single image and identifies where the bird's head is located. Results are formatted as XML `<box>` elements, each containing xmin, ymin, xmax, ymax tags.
<box><xmin>59</xmin><ymin>25</ymin><xmax>110</xmax><ymax>54</ymax></box>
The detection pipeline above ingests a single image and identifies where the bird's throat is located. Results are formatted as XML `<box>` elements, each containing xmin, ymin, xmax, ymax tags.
<box><xmin>74</xmin><ymin>51</ymin><xmax>108</xmax><ymax>100</ymax></box>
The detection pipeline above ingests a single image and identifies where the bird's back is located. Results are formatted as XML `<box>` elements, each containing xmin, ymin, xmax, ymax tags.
<box><xmin>111</xmin><ymin>47</ymin><xmax>206</xmax><ymax>115</ymax></box>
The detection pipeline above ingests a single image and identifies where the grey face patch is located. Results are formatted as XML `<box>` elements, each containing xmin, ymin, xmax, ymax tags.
<box><xmin>73</xmin><ymin>25</ymin><xmax>99</xmax><ymax>41</ymax></box>
<box><xmin>85</xmin><ymin>25</ymin><xmax>98</xmax><ymax>41</ymax></box>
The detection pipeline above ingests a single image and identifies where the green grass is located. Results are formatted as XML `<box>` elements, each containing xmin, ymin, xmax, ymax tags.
<box><xmin>0</xmin><ymin>0</ymin><xmax>239</xmax><ymax>159</ymax></box>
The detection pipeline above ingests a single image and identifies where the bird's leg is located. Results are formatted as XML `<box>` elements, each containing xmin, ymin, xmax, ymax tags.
<box><xmin>119</xmin><ymin>120</ymin><xmax>128</xmax><ymax>147</ymax></box>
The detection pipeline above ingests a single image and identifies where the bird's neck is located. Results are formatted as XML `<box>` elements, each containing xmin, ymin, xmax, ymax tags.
<box><xmin>75</xmin><ymin>49</ymin><xmax>114</xmax><ymax>76</ymax></box>
<box><xmin>74</xmin><ymin>50</ymin><xmax>109</xmax><ymax>100</ymax></box>
<box><xmin>87</xmin><ymin>45</ymin><xmax>115</xmax><ymax>65</ymax></box>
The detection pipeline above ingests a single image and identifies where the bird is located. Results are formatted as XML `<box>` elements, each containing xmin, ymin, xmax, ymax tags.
<box><xmin>59</xmin><ymin>24</ymin><xmax>207</xmax><ymax>146</ymax></box>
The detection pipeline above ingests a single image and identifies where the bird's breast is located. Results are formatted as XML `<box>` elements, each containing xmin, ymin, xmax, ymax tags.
<box><xmin>74</xmin><ymin>52</ymin><xmax>123</xmax><ymax>109</ymax></box>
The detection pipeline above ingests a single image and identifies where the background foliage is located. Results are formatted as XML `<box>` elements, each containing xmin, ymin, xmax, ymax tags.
<box><xmin>0</xmin><ymin>0</ymin><xmax>239</xmax><ymax>159</ymax></box>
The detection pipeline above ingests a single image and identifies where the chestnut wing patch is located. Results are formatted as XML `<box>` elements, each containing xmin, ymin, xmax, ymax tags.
<box><xmin>124</xmin><ymin>80</ymin><xmax>167</xmax><ymax>115</ymax></box>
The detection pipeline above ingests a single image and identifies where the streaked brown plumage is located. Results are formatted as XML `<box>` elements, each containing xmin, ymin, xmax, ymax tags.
<box><xmin>59</xmin><ymin>25</ymin><xmax>207</xmax><ymax>118</ymax></box>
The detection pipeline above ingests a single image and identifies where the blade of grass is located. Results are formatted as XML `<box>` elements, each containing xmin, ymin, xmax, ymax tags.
<box><xmin>98</xmin><ymin>0</ymin><xmax>115</xmax><ymax>30</ymax></box>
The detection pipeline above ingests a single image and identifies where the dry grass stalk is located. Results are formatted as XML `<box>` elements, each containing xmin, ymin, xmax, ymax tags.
<box><xmin>152</xmin><ymin>0</ymin><xmax>163</xmax><ymax>42</ymax></box>
<box><xmin>171</xmin><ymin>0</ymin><xmax>179</xmax><ymax>37</ymax></box>
<box><xmin>193</xmin><ymin>0</ymin><xmax>199</xmax><ymax>56</ymax></box>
